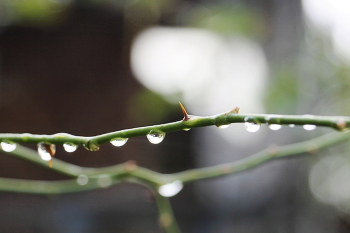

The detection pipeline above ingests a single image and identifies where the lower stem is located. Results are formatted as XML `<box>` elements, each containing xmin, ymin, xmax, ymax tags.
<box><xmin>153</xmin><ymin>190</ymin><xmax>181</xmax><ymax>233</ymax></box>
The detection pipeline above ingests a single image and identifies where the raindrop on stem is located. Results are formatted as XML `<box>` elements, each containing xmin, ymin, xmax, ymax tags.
<box><xmin>63</xmin><ymin>143</ymin><xmax>77</xmax><ymax>152</ymax></box>
<box><xmin>158</xmin><ymin>180</ymin><xmax>183</xmax><ymax>197</ymax></box>
<box><xmin>37</xmin><ymin>143</ymin><xmax>56</xmax><ymax>161</ymax></box>
<box><xmin>268</xmin><ymin>124</ymin><xmax>282</xmax><ymax>131</ymax></box>
<box><xmin>244</xmin><ymin>122</ymin><xmax>260</xmax><ymax>133</ymax></box>
<box><xmin>147</xmin><ymin>130</ymin><xmax>166</xmax><ymax>144</ymax></box>
<box><xmin>0</xmin><ymin>141</ymin><xmax>17</xmax><ymax>152</ymax></box>
<box><xmin>110</xmin><ymin>138</ymin><xmax>128</xmax><ymax>147</ymax></box>
<box><xmin>303</xmin><ymin>124</ymin><xmax>316</xmax><ymax>131</ymax></box>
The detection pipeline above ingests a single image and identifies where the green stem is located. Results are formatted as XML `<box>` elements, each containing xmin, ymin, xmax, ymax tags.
<box><xmin>172</xmin><ymin>131</ymin><xmax>350</xmax><ymax>183</ymax></box>
<box><xmin>154</xmin><ymin>191</ymin><xmax>181</xmax><ymax>233</ymax></box>
<box><xmin>1</xmin><ymin>131</ymin><xmax>349</xmax><ymax>194</ymax></box>
<box><xmin>0</xmin><ymin>112</ymin><xmax>349</xmax><ymax>149</ymax></box>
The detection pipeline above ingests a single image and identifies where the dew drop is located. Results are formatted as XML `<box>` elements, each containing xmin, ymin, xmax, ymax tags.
<box><xmin>183</xmin><ymin>128</ymin><xmax>191</xmax><ymax>131</ymax></box>
<box><xmin>110</xmin><ymin>138</ymin><xmax>128</xmax><ymax>147</ymax></box>
<box><xmin>303</xmin><ymin>124</ymin><xmax>316</xmax><ymax>131</ymax></box>
<box><xmin>158</xmin><ymin>180</ymin><xmax>183</xmax><ymax>197</ymax></box>
<box><xmin>289</xmin><ymin>124</ymin><xmax>295</xmax><ymax>128</ymax></box>
<box><xmin>77</xmin><ymin>174</ymin><xmax>89</xmax><ymax>185</ymax></box>
<box><xmin>37</xmin><ymin>143</ymin><xmax>56</xmax><ymax>161</ymax></box>
<box><xmin>0</xmin><ymin>141</ymin><xmax>17</xmax><ymax>152</ymax></box>
<box><xmin>63</xmin><ymin>143</ymin><xmax>77</xmax><ymax>152</ymax></box>
<box><xmin>147</xmin><ymin>131</ymin><xmax>166</xmax><ymax>144</ymax></box>
<box><xmin>217</xmin><ymin>124</ymin><xmax>230</xmax><ymax>129</ymax></box>
<box><xmin>244</xmin><ymin>122</ymin><xmax>261</xmax><ymax>133</ymax></box>
<box><xmin>268</xmin><ymin>124</ymin><xmax>282</xmax><ymax>130</ymax></box>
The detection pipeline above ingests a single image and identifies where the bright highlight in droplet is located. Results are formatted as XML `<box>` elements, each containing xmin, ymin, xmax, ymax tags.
<box><xmin>63</xmin><ymin>143</ymin><xmax>77</xmax><ymax>152</ymax></box>
<box><xmin>77</xmin><ymin>174</ymin><xmax>89</xmax><ymax>185</ymax></box>
<box><xmin>244</xmin><ymin>122</ymin><xmax>260</xmax><ymax>133</ymax></box>
<box><xmin>147</xmin><ymin>132</ymin><xmax>166</xmax><ymax>144</ymax></box>
<box><xmin>158</xmin><ymin>180</ymin><xmax>183</xmax><ymax>197</ymax></box>
<box><xmin>37</xmin><ymin>143</ymin><xmax>54</xmax><ymax>161</ymax></box>
<box><xmin>217</xmin><ymin>124</ymin><xmax>230</xmax><ymax>129</ymax></box>
<box><xmin>303</xmin><ymin>124</ymin><xmax>317</xmax><ymax>131</ymax></box>
<box><xmin>0</xmin><ymin>141</ymin><xmax>17</xmax><ymax>152</ymax></box>
<box><xmin>110</xmin><ymin>138</ymin><xmax>128</xmax><ymax>147</ymax></box>
<box><xmin>268</xmin><ymin>124</ymin><xmax>282</xmax><ymax>130</ymax></box>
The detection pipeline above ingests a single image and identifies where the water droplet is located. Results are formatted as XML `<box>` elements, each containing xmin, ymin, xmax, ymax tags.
<box><xmin>217</xmin><ymin>124</ymin><xmax>230</xmax><ymax>129</ymax></box>
<box><xmin>37</xmin><ymin>143</ymin><xmax>56</xmax><ymax>161</ymax></box>
<box><xmin>183</xmin><ymin>128</ymin><xmax>191</xmax><ymax>131</ymax></box>
<box><xmin>110</xmin><ymin>138</ymin><xmax>128</xmax><ymax>147</ymax></box>
<box><xmin>158</xmin><ymin>180</ymin><xmax>183</xmax><ymax>197</ymax></box>
<box><xmin>84</xmin><ymin>140</ymin><xmax>100</xmax><ymax>151</ymax></box>
<box><xmin>63</xmin><ymin>143</ymin><xmax>77</xmax><ymax>152</ymax></box>
<box><xmin>97</xmin><ymin>174</ymin><xmax>112</xmax><ymax>188</ymax></box>
<box><xmin>244</xmin><ymin>122</ymin><xmax>261</xmax><ymax>132</ymax></box>
<box><xmin>147</xmin><ymin>131</ymin><xmax>166</xmax><ymax>144</ymax></box>
<box><xmin>0</xmin><ymin>141</ymin><xmax>17</xmax><ymax>152</ymax></box>
<box><xmin>303</xmin><ymin>124</ymin><xmax>316</xmax><ymax>131</ymax></box>
<box><xmin>77</xmin><ymin>174</ymin><xmax>89</xmax><ymax>185</ymax></box>
<box><xmin>268</xmin><ymin>124</ymin><xmax>282</xmax><ymax>130</ymax></box>
<box><xmin>289</xmin><ymin>124</ymin><xmax>295</xmax><ymax>128</ymax></box>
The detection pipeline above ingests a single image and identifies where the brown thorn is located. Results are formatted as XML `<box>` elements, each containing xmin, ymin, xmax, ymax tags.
<box><xmin>124</xmin><ymin>160</ymin><xmax>138</xmax><ymax>172</ymax></box>
<box><xmin>43</xmin><ymin>144</ymin><xmax>56</xmax><ymax>157</ymax></box>
<box><xmin>179</xmin><ymin>102</ymin><xmax>190</xmax><ymax>121</ymax></box>
<box><xmin>229</xmin><ymin>107</ymin><xmax>240</xmax><ymax>114</ymax></box>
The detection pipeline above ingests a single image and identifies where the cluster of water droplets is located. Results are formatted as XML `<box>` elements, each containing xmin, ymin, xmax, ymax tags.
<box><xmin>213</xmin><ymin>114</ymin><xmax>319</xmax><ymax>133</ymax></box>
<box><xmin>0</xmin><ymin>141</ymin><xmax>17</xmax><ymax>152</ymax></box>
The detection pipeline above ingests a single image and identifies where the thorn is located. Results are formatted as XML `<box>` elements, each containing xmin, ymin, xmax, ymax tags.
<box><xmin>124</xmin><ymin>160</ymin><xmax>137</xmax><ymax>172</ymax></box>
<box><xmin>335</xmin><ymin>118</ymin><xmax>347</xmax><ymax>131</ymax></box>
<box><xmin>42</xmin><ymin>143</ymin><xmax>56</xmax><ymax>157</ymax></box>
<box><xmin>179</xmin><ymin>102</ymin><xmax>190</xmax><ymax>121</ymax></box>
<box><xmin>229</xmin><ymin>107</ymin><xmax>240</xmax><ymax>114</ymax></box>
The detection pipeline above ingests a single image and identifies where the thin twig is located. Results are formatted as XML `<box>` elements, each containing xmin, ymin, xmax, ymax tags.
<box><xmin>1</xmin><ymin>131</ymin><xmax>350</xmax><ymax>194</ymax></box>
<box><xmin>154</xmin><ymin>191</ymin><xmax>182</xmax><ymax>233</ymax></box>
<box><xmin>0</xmin><ymin>108</ymin><xmax>349</xmax><ymax>150</ymax></box>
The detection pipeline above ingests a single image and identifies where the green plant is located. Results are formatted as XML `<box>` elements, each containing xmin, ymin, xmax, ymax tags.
<box><xmin>1</xmin><ymin>103</ymin><xmax>350</xmax><ymax>233</ymax></box>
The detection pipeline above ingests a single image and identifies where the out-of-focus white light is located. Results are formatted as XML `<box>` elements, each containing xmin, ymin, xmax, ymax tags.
<box><xmin>303</xmin><ymin>0</ymin><xmax>350</xmax><ymax>63</ymax></box>
<box><xmin>131</xmin><ymin>27</ymin><xmax>268</xmax><ymax>145</ymax></box>
<box><xmin>309</xmin><ymin>156</ymin><xmax>350</xmax><ymax>213</ymax></box>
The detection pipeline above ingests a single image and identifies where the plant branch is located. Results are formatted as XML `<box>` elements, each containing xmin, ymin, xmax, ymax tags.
<box><xmin>0</xmin><ymin>108</ymin><xmax>349</xmax><ymax>150</ymax></box>
<box><xmin>1</xmin><ymin>131</ymin><xmax>350</xmax><ymax>194</ymax></box>
<box><xmin>154</xmin><ymin>191</ymin><xmax>181</xmax><ymax>233</ymax></box>
<box><xmin>172</xmin><ymin>131</ymin><xmax>350</xmax><ymax>183</ymax></box>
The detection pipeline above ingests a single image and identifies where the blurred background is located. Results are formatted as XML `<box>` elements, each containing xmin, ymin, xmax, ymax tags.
<box><xmin>0</xmin><ymin>0</ymin><xmax>350</xmax><ymax>232</ymax></box>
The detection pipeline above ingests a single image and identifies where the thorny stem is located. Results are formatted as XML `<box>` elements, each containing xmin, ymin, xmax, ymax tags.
<box><xmin>0</xmin><ymin>108</ymin><xmax>349</xmax><ymax>149</ymax></box>
<box><xmin>1</xmin><ymin>132</ymin><xmax>350</xmax><ymax>233</ymax></box>
<box><xmin>2</xmin><ymin>106</ymin><xmax>350</xmax><ymax>232</ymax></box>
